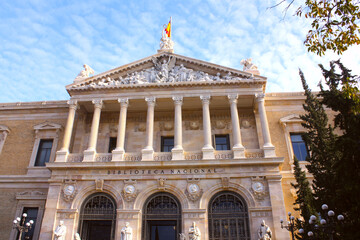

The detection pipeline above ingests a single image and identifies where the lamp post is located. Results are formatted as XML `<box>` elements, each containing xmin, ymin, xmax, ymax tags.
<box><xmin>13</xmin><ymin>213</ymin><xmax>34</xmax><ymax>240</ymax></box>
<box><xmin>280</xmin><ymin>212</ymin><xmax>298</xmax><ymax>240</ymax></box>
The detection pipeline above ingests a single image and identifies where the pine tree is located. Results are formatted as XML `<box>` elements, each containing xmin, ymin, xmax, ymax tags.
<box><xmin>291</xmin><ymin>156</ymin><xmax>317</xmax><ymax>240</ymax></box>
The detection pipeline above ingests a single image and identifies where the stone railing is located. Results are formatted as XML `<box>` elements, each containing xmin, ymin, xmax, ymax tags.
<box><xmin>67</xmin><ymin>154</ymin><xmax>83</xmax><ymax>162</ymax></box>
<box><xmin>214</xmin><ymin>150</ymin><xmax>233</xmax><ymax>160</ymax></box>
<box><xmin>184</xmin><ymin>151</ymin><xmax>203</xmax><ymax>161</ymax></box>
<box><xmin>153</xmin><ymin>152</ymin><xmax>172</xmax><ymax>161</ymax></box>
<box><xmin>245</xmin><ymin>149</ymin><xmax>264</xmax><ymax>158</ymax></box>
<box><xmin>124</xmin><ymin>152</ymin><xmax>142</xmax><ymax>161</ymax></box>
<box><xmin>95</xmin><ymin>153</ymin><xmax>112</xmax><ymax>162</ymax></box>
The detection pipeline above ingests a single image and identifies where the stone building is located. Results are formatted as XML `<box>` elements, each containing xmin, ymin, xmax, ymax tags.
<box><xmin>0</xmin><ymin>46</ymin><xmax>311</xmax><ymax>240</ymax></box>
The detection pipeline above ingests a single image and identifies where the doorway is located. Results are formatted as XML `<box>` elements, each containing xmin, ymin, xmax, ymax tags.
<box><xmin>142</xmin><ymin>192</ymin><xmax>181</xmax><ymax>240</ymax></box>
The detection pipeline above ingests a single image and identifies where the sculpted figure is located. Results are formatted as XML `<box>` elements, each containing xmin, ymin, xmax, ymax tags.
<box><xmin>151</xmin><ymin>56</ymin><xmax>176</xmax><ymax>82</ymax></box>
<box><xmin>240</xmin><ymin>58</ymin><xmax>258</xmax><ymax>71</ymax></box>
<box><xmin>258</xmin><ymin>220</ymin><xmax>272</xmax><ymax>240</ymax></box>
<box><xmin>74</xmin><ymin>233</ymin><xmax>81</xmax><ymax>240</ymax></box>
<box><xmin>75</xmin><ymin>64</ymin><xmax>94</xmax><ymax>79</ymax></box>
<box><xmin>121</xmin><ymin>222</ymin><xmax>132</xmax><ymax>240</ymax></box>
<box><xmin>179</xmin><ymin>233</ymin><xmax>187</xmax><ymax>240</ymax></box>
<box><xmin>188</xmin><ymin>222</ymin><xmax>201</xmax><ymax>240</ymax></box>
<box><xmin>54</xmin><ymin>220</ymin><xmax>66</xmax><ymax>240</ymax></box>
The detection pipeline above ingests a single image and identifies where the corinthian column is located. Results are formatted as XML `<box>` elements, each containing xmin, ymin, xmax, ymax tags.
<box><xmin>56</xmin><ymin>100</ymin><xmax>78</xmax><ymax>162</ymax></box>
<box><xmin>200</xmin><ymin>95</ymin><xmax>215</xmax><ymax>160</ymax></box>
<box><xmin>255</xmin><ymin>93</ymin><xmax>275</xmax><ymax>157</ymax></box>
<box><xmin>112</xmin><ymin>98</ymin><xmax>128</xmax><ymax>161</ymax></box>
<box><xmin>172</xmin><ymin>96</ymin><xmax>184</xmax><ymax>160</ymax></box>
<box><xmin>84</xmin><ymin>99</ymin><xmax>103</xmax><ymax>162</ymax></box>
<box><xmin>142</xmin><ymin>97</ymin><xmax>156</xmax><ymax>160</ymax></box>
<box><xmin>228</xmin><ymin>94</ymin><xmax>245</xmax><ymax>159</ymax></box>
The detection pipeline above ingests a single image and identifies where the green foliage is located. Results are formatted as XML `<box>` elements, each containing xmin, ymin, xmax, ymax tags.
<box><xmin>296</xmin><ymin>0</ymin><xmax>360</xmax><ymax>56</ymax></box>
<box><xmin>298</xmin><ymin>61</ymin><xmax>360</xmax><ymax>239</ymax></box>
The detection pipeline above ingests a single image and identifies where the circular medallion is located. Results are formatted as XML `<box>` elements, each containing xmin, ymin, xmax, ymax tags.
<box><xmin>64</xmin><ymin>185</ymin><xmax>75</xmax><ymax>196</ymax></box>
<box><xmin>188</xmin><ymin>184</ymin><xmax>199</xmax><ymax>194</ymax></box>
<box><xmin>124</xmin><ymin>185</ymin><xmax>135</xmax><ymax>194</ymax></box>
<box><xmin>252</xmin><ymin>182</ymin><xmax>264</xmax><ymax>193</ymax></box>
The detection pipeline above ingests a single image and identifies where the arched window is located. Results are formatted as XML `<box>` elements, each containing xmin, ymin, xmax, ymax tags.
<box><xmin>79</xmin><ymin>193</ymin><xmax>116</xmax><ymax>240</ymax></box>
<box><xmin>208</xmin><ymin>191</ymin><xmax>250</xmax><ymax>240</ymax></box>
<box><xmin>142</xmin><ymin>192</ymin><xmax>182</xmax><ymax>240</ymax></box>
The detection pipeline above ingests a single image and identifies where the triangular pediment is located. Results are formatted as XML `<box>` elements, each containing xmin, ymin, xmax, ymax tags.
<box><xmin>279</xmin><ymin>114</ymin><xmax>303</xmax><ymax>124</ymax></box>
<box><xmin>34</xmin><ymin>122</ymin><xmax>62</xmax><ymax>131</ymax></box>
<box><xmin>66</xmin><ymin>52</ymin><xmax>267</xmax><ymax>93</ymax></box>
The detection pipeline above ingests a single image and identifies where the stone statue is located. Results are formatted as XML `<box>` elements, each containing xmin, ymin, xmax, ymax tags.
<box><xmin>151</xmin><ymin>56</ymin><xmax>176</xmax><ymax>82</ymax></box>
<box><xmin>188</xmin><ymin>222</ymin><xmax>201</xmax><ymax>240</ymax></box>
<box><xmin>240</xmin><ymin>58</ymin><xmax>258</xmax><ymax>71</ymax></box>
<box><xmin>74</xmin><ymin>233</ymin><xmax>81</xmax><ymax>240</ymax></box>
<box><xmin>54</xmin><ymin>220</ymin><xmax>67</xmax><ymax>240</ymax></box>
<box><xmin>258</xmin><ymin>220</ymin><xmax>272</xmax><ymax>240</ymax></box>
<box><xmin>179</xmin><ymin>233</ymin><xmax>187</xmax><ymax>240</ymax></box>
<box><xmin>120</xmin><ymin>222</ymin><xmax>132</xmax><ymax>240</ymax></box>
<box><xmin>75</xmin><ymin>64</ymin><xmax>94</xmax><ymax>79</ymax></box>
<box><xmin>160</xmin><ymin>24</ymin><xmax>174</xmax><ymax>50</ymax></box>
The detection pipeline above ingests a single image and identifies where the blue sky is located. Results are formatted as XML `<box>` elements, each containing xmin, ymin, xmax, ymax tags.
<box><xmin>0</xmin><ymin>0</ymin><xmax>359</xmax><ymax>103</ymax></box>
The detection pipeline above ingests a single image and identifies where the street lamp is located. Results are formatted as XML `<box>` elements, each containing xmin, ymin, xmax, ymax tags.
<box><xmin>13</xmin><ymin>213</ymin><xmax>34</xmax><ymax>240</ymax></box>
<box><xmin>280</xmin><ymin>212</ymin><xmax>298</xmax><ymax>240</ymax></box>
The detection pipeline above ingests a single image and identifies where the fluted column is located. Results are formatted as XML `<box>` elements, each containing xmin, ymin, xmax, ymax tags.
<box><xmin>228</xmin><ymin>94</ymin><xmax>245</xmax><ymax>159</ymax></box>
<box><xmin>255</xmin><ymin>93</ymin><xmax>275</xmax><ymax>157</ymax></box>
<box><xmin>84</xmin><ymin>99</ymin><xmax>103</xmax><ymax>162</ymax></box>
<box><xmin>200</xmin><ymin>95</ymin><xmax>215</xmax><ymax>160</ymax></box>
<box><xmin>112</xmin><ymin>98</ymin><xmax>129</xmax><ymax>161</ymax></box>
<box><xmin>56</xmin><ymin>100</ymin><xmax>78</xmax><ymax>162</ymax></box>
<box><xmin>142</xmin><ymin>97</ymin><xmax>156</xmax><ymax>160</ymax></box>
<box><xmin>172</xmin><ymin>96</ymin><xmax>184</xmax><ymax>160</ymax></box>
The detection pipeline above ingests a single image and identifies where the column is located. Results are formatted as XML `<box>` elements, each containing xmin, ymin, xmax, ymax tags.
<box><xmin>56</xmin><ymin>100</ymin><xmax>78</xmax><ymax>162</ymax></box>
<box><xmin>200</xmin><ymin>95</ymin><xmax>215</xmax><ymax>159</ymax></box>
<box><xmin>172</xmin><ymin>96</ymin><xmax>184</xmax><ymax>160</ymax></box>
<box><xmin>228</xmin><ymin>94</ymin><xmax>245</xmax><ymax>159</ymax></box>
<box><xmin>141</xmin><ymin>97</ymin><xmax>156</xmax><ymax>160</ymax></box>
<box><xmin>255</xmin><ymin>93</ymin><xmax>275</xmax><ymax>157</ymax></box>
<box><xmin>83</xmin><ymin>99</ymin><xmax>103</xmax><ymax>162</ymax></box>
<box><xmin>267</xmin><ymin>175</ymin><xmax>290</xmax><ymax>240</ymax></box>
<box><xmin>112</xmin><ymin>98</ymin><xmax>129</xmax><ymax>161</ymax></box>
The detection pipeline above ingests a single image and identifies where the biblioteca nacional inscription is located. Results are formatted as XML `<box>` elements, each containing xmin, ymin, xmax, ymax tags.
<box><xmin>107</xmin><ymin>168</ymin><xmax>220</xmax><ymax>175</ymax></box>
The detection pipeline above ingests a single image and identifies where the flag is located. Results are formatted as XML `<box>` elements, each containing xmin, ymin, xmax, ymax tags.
<box><xmin>165</xmin><ymin>19</ymin><xmax>171</xmax><ymax>38</ymax></box>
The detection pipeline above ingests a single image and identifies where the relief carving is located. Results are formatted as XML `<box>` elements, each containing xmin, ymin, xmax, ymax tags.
<box><xmin>185</xmin><ymin>178</ymin><xmax>203</xmax><ymax>202</ymax></box>
<box><xmin>251</xmin><ymin>177</ymin><xmax>267</xmax><ymax>200</ymax></box>
<box><xmin>62</xmin><ymin>180</ymin><xmax>77</xmax><ymax>202</ymax></box>
<box><xmin>122</xmin><ymin>180</ymin><xmax>138</xmax><ymax>202</ymax></box>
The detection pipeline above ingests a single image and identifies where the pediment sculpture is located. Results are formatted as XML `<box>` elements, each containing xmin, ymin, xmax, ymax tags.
<box><xmin>71</xmin><ymin>57</ymin><xmax>251</xmax><ymax>90</ymax></box>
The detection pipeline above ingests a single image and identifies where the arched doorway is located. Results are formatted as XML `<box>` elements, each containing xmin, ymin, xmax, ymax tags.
<box><xmin>79</xmin><ymin>193</ymin><xmax>116</xmax><ymax>240</ymax></box>
<box><xmin>208</xmin><ymin>191</ymin><xmax>250</xmax><ymax>240</ymax></box>
<box><xmin>142</xmin><ymin>192</ymin><xmax>182</xmax><ymax>240</ymax></box>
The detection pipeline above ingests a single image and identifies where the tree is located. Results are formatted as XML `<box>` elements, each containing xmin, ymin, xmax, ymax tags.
<box><xmin>299</xmin><ymin>61</ymin><xmax>360</xmax><ymax>239</ymax></box>
<box><xmin>291</xmin><ymin>156</ymin><xmax>317</xmax><ymax>239</ymax></box>
<box><xmin>272</xmin><ymin>0</ymin><xmax>360</xmax><ymax>56</ymax></box>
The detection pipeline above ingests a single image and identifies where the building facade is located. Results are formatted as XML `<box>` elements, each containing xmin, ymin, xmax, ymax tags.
<box><xmin>0</xmin><ymin>49</ymin><xmax>310</xmax><ymax>240</ymax></box>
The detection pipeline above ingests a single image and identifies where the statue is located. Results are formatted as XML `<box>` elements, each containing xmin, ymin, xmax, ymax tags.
<box><xmin>54</xmin><ymin>220</ymin><xmax>67</xmax><ymax>240</ymax></box>
<box><xmin>179</xmin><ymin>233</ymin><xmax>187</xmax><ymax>240</ymax></box>
<box><xmin>188</xmin><ymin>222</ymin><xmax>201</xmax><ymax>240</ymax></box>
<box><xmin>151</xmin><ymin>56</ymin><xmax>176</xmax><ymax>82</ymax></box>
<box><xmin>240</xmin><ymin>58</ymin><xmax>258</xmax><ymax>71</ymax></box>
<box><xmin>75</xmin><ymin>64</ymin><xmax>94</xmax><ymax>79</ymax></box>
<box><xmin>74</xmin><ymin>233</ymin><xmax>81</xmax><ymax>240</ymax></box>
<box><xmin>258</xmin><ymin>220</ymin><xmax>272</xmax><ymax>240</ymax></box>
<box><xmin>120</xmin><ymin>222</ymin><xmax>132</xmax><ymax>240</ymax></box>
<box><xmin>159</xmin><ymin>24</ymin><xmax>174</xmax><ymax>50</ymax></box>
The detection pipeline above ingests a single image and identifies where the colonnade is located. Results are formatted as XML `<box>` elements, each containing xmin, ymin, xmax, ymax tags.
<box><xmin>56</xmin><ymin>94</ymin><xmax>275</xmax><ymax>162</ymax></box>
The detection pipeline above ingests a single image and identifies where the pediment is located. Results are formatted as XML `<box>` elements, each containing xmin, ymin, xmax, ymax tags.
<box><xmin>279</xmin><ymin>114</ymin><xmax>303</xmax><ymax>124</ymax></box>
<box><xmin>34</xmin><ymin>122</ymin><xmax>62</xmax><ymax>131</ymax></box>
<box><xmin>67</xmin><ymin>52</ymin><xmax>267</xmax><ymax>92</ymax></box>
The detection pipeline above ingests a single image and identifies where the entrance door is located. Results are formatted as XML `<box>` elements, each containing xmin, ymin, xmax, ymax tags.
<box><xmin>142</xmin><ymin>192</ymin><xmax>182</xmax><ymax>240</ymax></box>
<box><xmin>79</xmin><ymin>193</ymin><xmax>117</xmax><ymax>240</ymax></box>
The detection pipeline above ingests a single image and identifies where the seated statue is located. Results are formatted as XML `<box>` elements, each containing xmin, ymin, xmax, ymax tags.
<box><xmin>54</xmin><ymin>220</ymin><xmax>66</xmax><ymax>240</ymax></box>
<box><xmin>258</xmin><ymin>220</ymin><xmax>272</xmax><ymax>240</ymax></box>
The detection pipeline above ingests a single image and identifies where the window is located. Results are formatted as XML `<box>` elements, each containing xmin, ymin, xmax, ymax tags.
<box><xmin>214</xmin><ymin>135</ymin><xmax>230</xmax><ymax>150</ymax></box>
<box><xmin>17</xmin><ymin>207</ymin><xmax>39</xmax><ymax>240</ymax></box>
<box><xmin>290</xmin><ymin>134</ymin><xmax>308</xmax><ymax>161</ymax></box>
<box><xmin>108</xmin><ymin>137</ymin><xmax>117</xmax><ymax>153</ymax></box>
<box><xmin>35</xmin><ymin>139</ymin><xmax>53</xmax><ymax>166</ymax></box>
<box><xmin>161</xmin><ymin>136</ymin><xmax>174</xmax><ymax>152</ymax></box>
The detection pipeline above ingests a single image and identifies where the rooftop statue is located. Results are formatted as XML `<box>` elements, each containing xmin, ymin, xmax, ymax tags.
<box><xmin>74</xmin><ymin>64</ymin><xmax>95</xmax><ymax>82</ymax></box>
<box><xmin>240</xmin><ymin>58</ymin><xmax>258</xmax><ymax>71</ymax></box>
<box><xmin>159</xmin><ymin>19</ymin><xmax>174</xmax><ymax>52</ymax></box>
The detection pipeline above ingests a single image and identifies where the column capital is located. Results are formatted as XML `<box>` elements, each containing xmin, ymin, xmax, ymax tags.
<box><xmin>227</xmin><ymin>94</ymin><xmax>238</xmax><ymax>104</ymax></box>
<box><xmin>67</xmin><ymin>100</ymin><xmax>78</xmax><ymax>110</ymax></box>
<box><xmin>92</xmin><ymin>99</ymin><xmax>103</xmax><ymax>109</ymax></box>
<box><xmin>118</xmin><ymin>98</ymin><xmax>129</xmax><ymax>107</ymax></box>
<box><xmin>145</xmin><ymin>97</ymin><xmax>156</xmax><ymax>106</ymax></box>
<box><xmin>172</xmin><ymin>96</ymin><xmax>183</xmax><ymax>105</ymax></box>
<box><xmin>255</xmin><ymin>93</ymin><xmax>265</xmax><ymax>102</ymax></box>
<box><xmin>200</xmin><ymin>95</ymin><xmax>211</xmax><ymax>104</ymax></box>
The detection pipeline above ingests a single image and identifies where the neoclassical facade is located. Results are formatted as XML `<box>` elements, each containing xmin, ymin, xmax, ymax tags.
<box><xmin>0</xmin><ymin>49</ymin><xmax>311</xmax><ymax>240</ymax></box>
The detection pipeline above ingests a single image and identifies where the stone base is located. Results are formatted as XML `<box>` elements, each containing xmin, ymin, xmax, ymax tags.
<box><xmin>83</xmin><ymin>149</ymin><xmax>96</xmax><ymax>162</ymax></box>
<box><xmin>171</xmin><ymin>148</ymin><xmax>184</xmax><ymax>160</ymax></box>
<box><xmin>202</xmin><ymin>147</ymin><xmax>215</xmax><ymax>160</ymax></box>
<box><xmin>141</xmin><ymin>148</ymin><xmax>154</xmax><ymax>161</ymax></box>
<box><xmin>112</xmin><ymin>149</ymin><xmax>125</xmax><ymax>161</ymax></box>
<box><xmin>263</xmin><ymin>145</ymin><xmax>276</xmax><ymax>158</ymax></box>
<box><xmin>233</xmin><ymin>146</ymin><xmax>245</xmax><ymax>159</ymax></box>
<box><xmin>55</xmin><ymin>150</ymin><xmax>68</xmax><ymax>162</ymax></box>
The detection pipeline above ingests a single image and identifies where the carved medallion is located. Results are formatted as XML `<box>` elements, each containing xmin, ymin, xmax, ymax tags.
<box><xmin>241</xmin><ymin>119</ymin><xmax>251</xmax><ymax>128</ymax></box>
<box><xmin>185</xmin><ymin>179</ymin><xmax>203</xmax><ymax>202</ymax></box>
<box><xmin>251</xmin><ymin>177</ymin><xmax>267</xmax><ymax>200</ymax></box>
<box><xmin>122</xmin><ymin>180</ymin><xmax>138</xmax><ymax>202</ymax></box>
<box><xmin>62</xmin><ymin>181</ymin><xmax>77</xmax><ymax>202</ymax></box>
